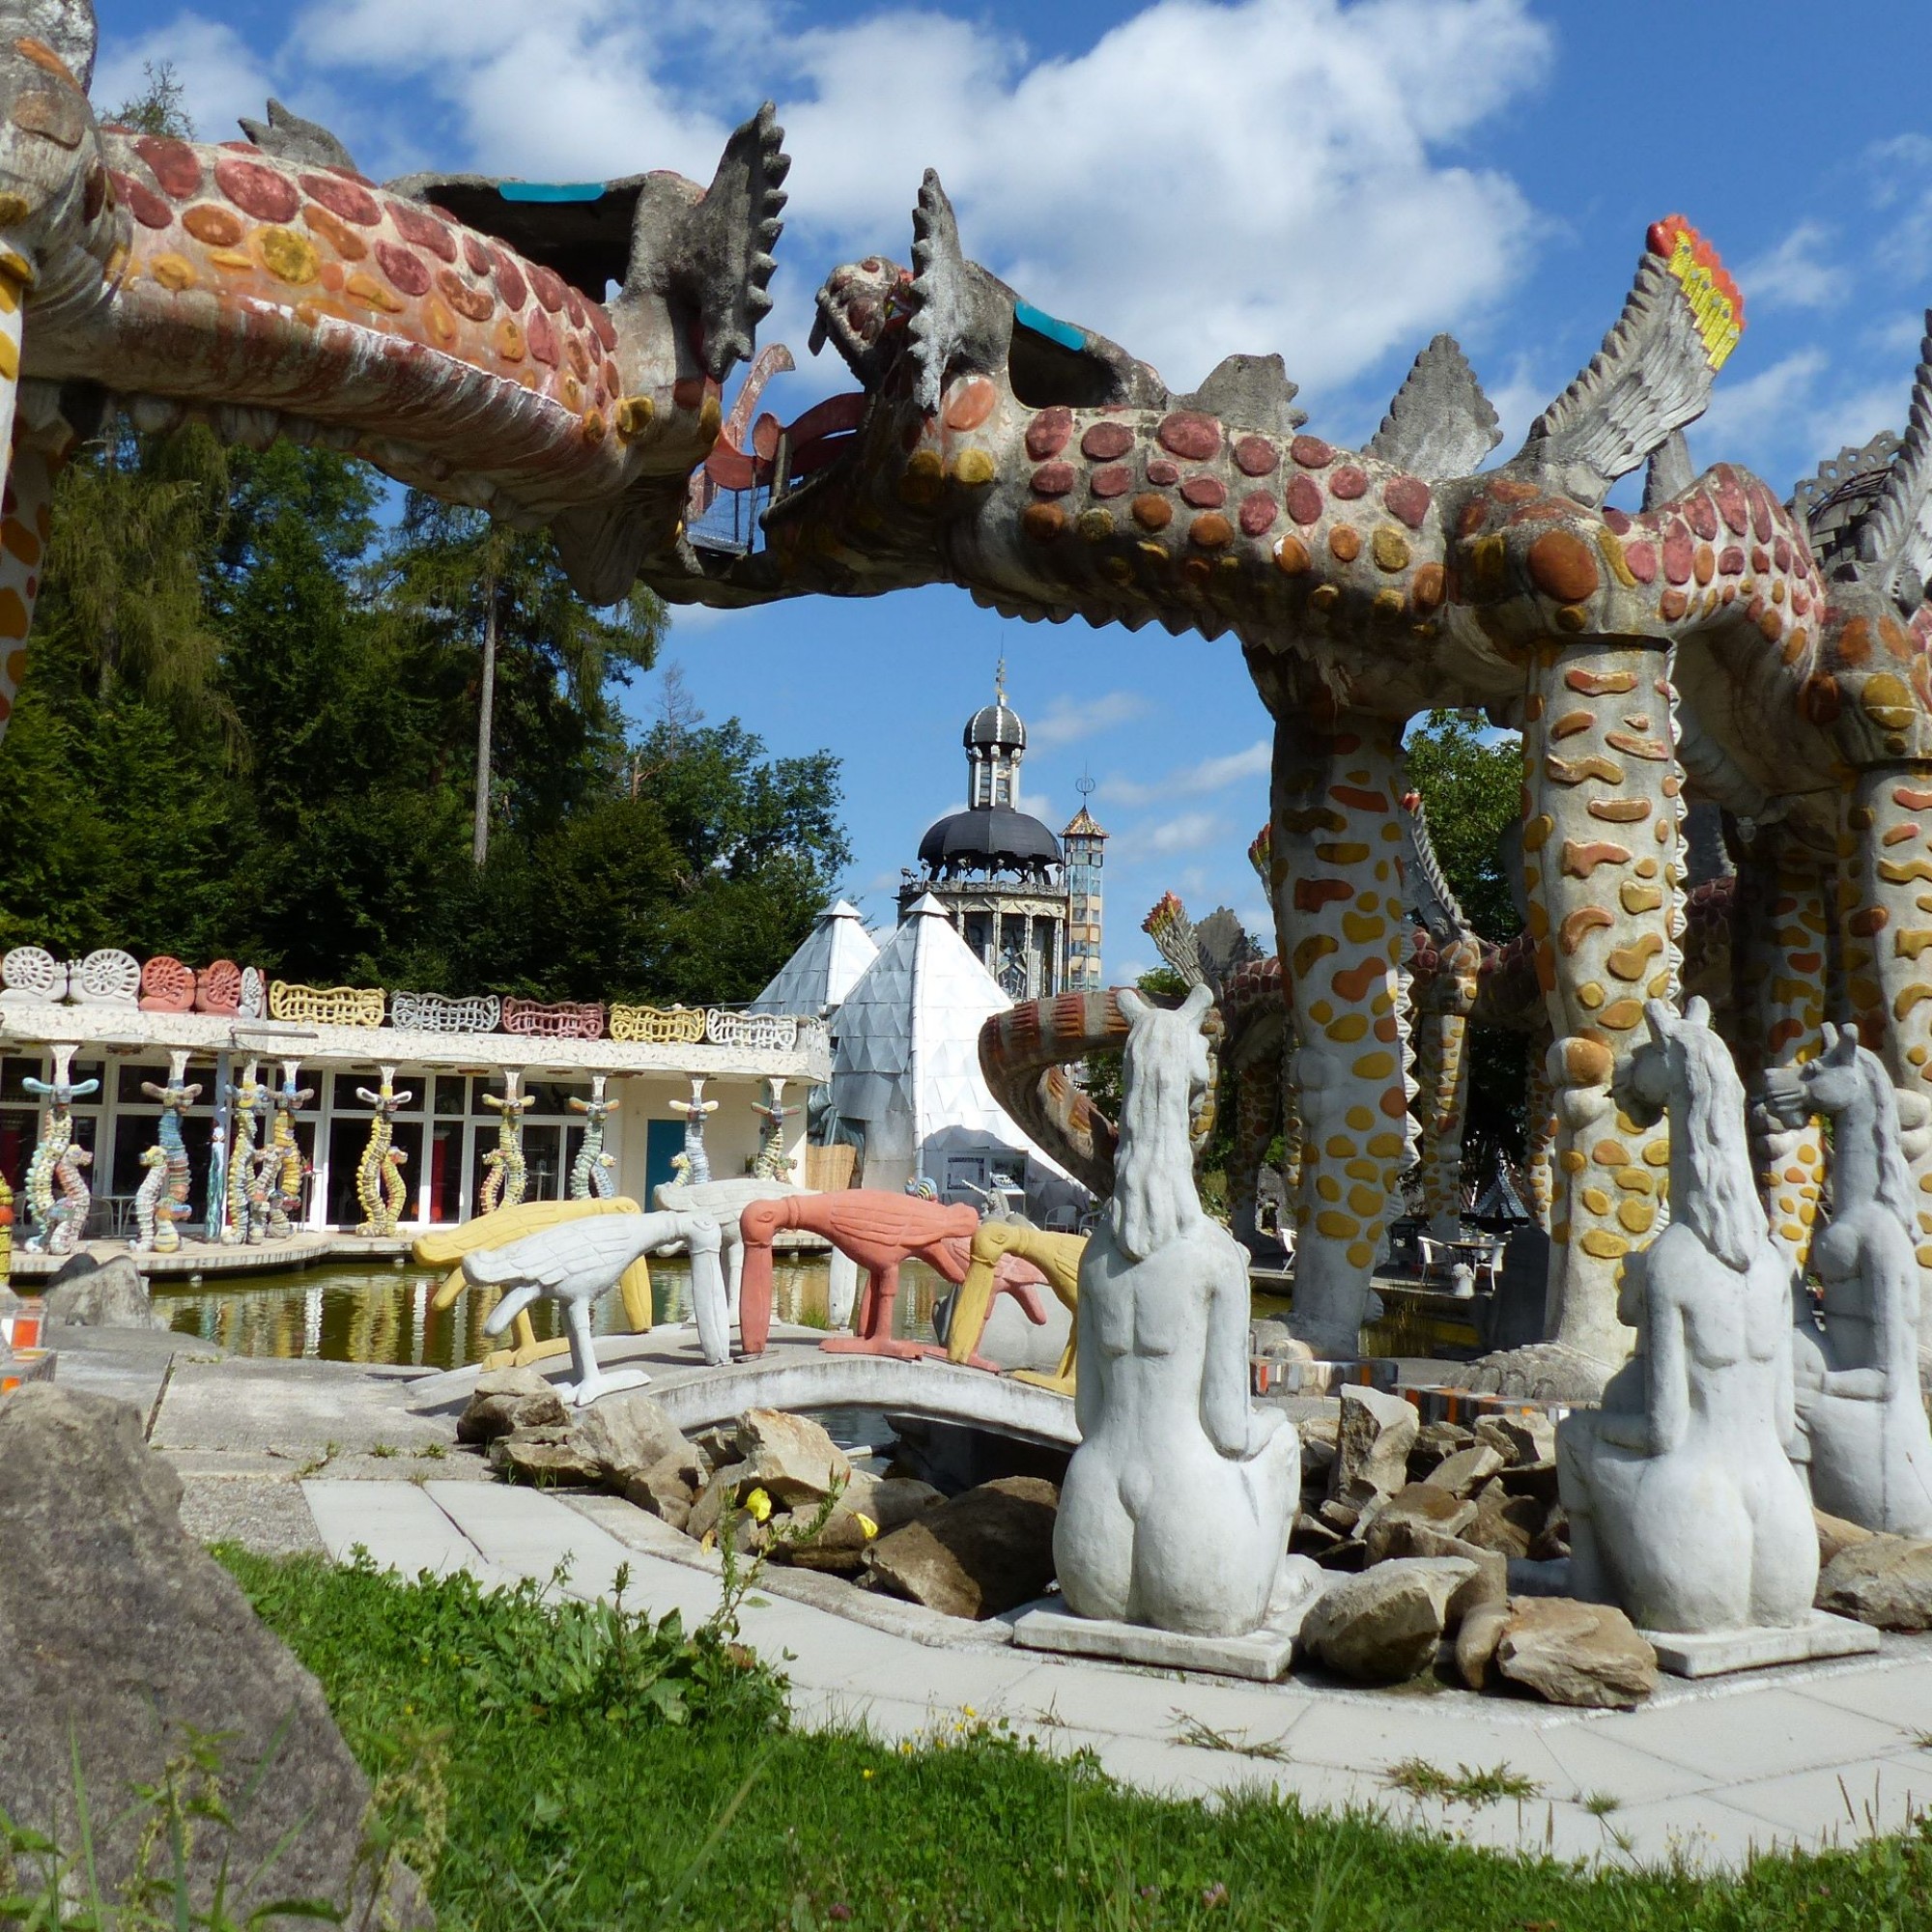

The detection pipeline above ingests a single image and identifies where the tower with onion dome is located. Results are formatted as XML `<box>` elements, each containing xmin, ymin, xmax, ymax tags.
<box><xmin>898</xmin><ymin>664</ymin><xmax>1102</xmax><ymax>1001</ymax></box>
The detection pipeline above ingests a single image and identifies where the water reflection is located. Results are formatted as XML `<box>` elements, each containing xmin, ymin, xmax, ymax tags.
<box><xmin>154</xmin><ymin>1256</ymin><xmax>948</xmax><ymax>1369</ymax></box>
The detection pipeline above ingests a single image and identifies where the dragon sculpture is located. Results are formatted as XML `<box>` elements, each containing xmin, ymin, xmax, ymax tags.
<box><xmin>566</xmin><ymin>1074</ymin><xmax>617</xmax><ymax>1201</ymax></box>
<box><xmin>354</xmin><ymin>1067</ymin><xmax>412</xmax><ymax>1237</ymax></box>
<box><xmin>14</xmin><ymin>4</ymin><xmax>1932</xmax><ymax>1386</ymax></box>
<box><xmin>478</xmin><ymin>1070</ymin><xmax>531</xmax><ymax>1214</ymax></box>
<box><xmin>21</xmin><ymin>1041</ymin><xmax>94</xmax><ymax>1254</ymax></box>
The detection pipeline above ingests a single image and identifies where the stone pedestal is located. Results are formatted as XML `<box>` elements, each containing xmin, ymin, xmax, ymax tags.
<box><xmin>1642</xmin><ymin>1611</ymin><xmax>1878</xmax><ymax>1679</ymax></box>
<box><xmin>1012</xmin><ymin>1558</ymin><xmax>1324</xmax><ymax>1681</ymax></box>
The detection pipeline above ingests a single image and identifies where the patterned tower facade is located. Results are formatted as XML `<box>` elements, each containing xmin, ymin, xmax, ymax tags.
<box><xmin>1062</xmin><ymin>802</ymin><xmax>1108</xmax><ymax>993</ymax></box>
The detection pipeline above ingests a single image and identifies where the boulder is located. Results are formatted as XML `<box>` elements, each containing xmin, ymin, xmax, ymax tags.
<box><xmin>621</xmin><ymin>1446</ymin><xmax>707</xmax><ymax>1531</ymax></box>
<box><xmin>1491</xmin><ymin>1596</ymin><xmax>1657</xmax><ymax>1708</ymax></box>
<box><xmin>0</xmin><ymin>1387</ymin><xmax>429</xmax><ymax>1928</ymax></box>
<box><xmin>1474</xmin><ymin>1411</ymin><xmax>1556</xmax><ymax>1468</ymax></box>
<box><xmin>571</xmin><ymin>1391</ymin><xmax>684</xmax><ymax>1485</ymax></box>
<box><xmin>1461</xmin><ymin>1479</ymin><xmax>1547</xmax><ymax>1558</ymax></box>
<box><xmin>1406</xmin><ymin>1420</ymin><xmax>1473</xmax><ymax>1480</ymax></box>
<box><xmin>1814</xmin><ymin>1508</ymin><xmax>1876</xmax><ymax>1570</ymax></box>
<box><xmin>784</xmin><ymin>1474</ymin><xmax>946</xmax><ymax>1575</ymax></box>
<box><xmin>456</xmin><ymin>1366</ymin><xmax>567</xmax><ymax>1444</ymax></box>
<box><xmin>1455</xmin><ymin>1599</ymin><xmax>1509</xmax><ymax>1690</ymax></box>
<box><xmin>43</xmin><ymin>1254</ymin><xmax>165</xmax><ymax>1331</ymax></box>
<box><xmin>1370</xmin><ymin>1481</ymin><xmax>1477</xmax><ymax>1543</ymax></box>
<box><xmin>1817</xmin><ymin>1535</ymin><xmax>1932</xmax><ymax>1631</ymax></box>
<box><xmin>1297</xmin><ymin>1556</ymin><xmax>1476</xmax><ymax>1683</ymax></box>
<box><xmin>733</xmin><ymin>1408</ymin><xmax>851</xmax><ymax>1505</ymax></box>
<box><xmin>686</xmin><ymin>1461</ymin><xmax>753</xmax><ymax>1545</ymax></box>
<box><xmin>1421</xmin><ymin>1444</ymin><xmax>1505</xmax><ymax>1499</ymax></box>
<box><xmin>864</xmin><ymin>1476</ymin><xmax>1059</xmax><ymax>1619</ymax></box>
<box><xmin>1363</xmin><ymin>1520</ymin><xmax>1505</xmax><ymax>1620</ymax></box>
<box><xmin>1328</xmin><ymin>1386</ymin><xmax>1417</xmax><ymax>1505</ymax></box>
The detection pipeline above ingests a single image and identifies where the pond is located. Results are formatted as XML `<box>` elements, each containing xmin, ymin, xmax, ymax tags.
<box><xmin>153</xmin><ymin>1254</ymin><xmax>950</xmax><ymax>1371</ymax></box>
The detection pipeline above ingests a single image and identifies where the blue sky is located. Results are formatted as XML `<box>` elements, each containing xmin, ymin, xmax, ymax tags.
<box><xmin>94</xmin><ymin>0</ymin><xmax>1932</xmax><ymax>977</ymax></box>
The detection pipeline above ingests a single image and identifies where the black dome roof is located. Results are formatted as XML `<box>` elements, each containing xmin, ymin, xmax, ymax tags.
<box><xmin>964</xmin><ymin>700</ymin><xmax>1025</xmax><ymax>752</ymax></box>
<box><xmin>919</xmin><ymin>805</ymin><xmax>1061</xmax><ymax>877</ymax></box>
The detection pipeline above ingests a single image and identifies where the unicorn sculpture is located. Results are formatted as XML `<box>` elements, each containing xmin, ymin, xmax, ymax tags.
<box><xmin>1557</xmin><ymin>999</ymin><xmax>1819</xmax><ymax>1644</ymax></box>
<box><xmin>1052</xmin><ymin>984</ymin><xmax>1300</xmax><ymax>1638</ymax></box>
<box><xmin>1764</xmin><ymin>1025</ymin><xmax>1932</xmax><ymax>1537</ymax></box>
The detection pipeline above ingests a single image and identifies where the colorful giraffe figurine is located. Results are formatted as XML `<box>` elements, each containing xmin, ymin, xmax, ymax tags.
<box><xmin>264</xmin><ymin>1060</ymin><xmax>315</xmax><ymax>1240</ymax></box>
<box><xmin>567</xmin><ymin>1076</ymin><xmax>618</xmax><ymax>1201</ymax></box>
<box><xmin>751</xmin><ymin>1077</ymin><xmax>796</xmax><ymax>1181</ymax></box>
<box><xmin>220</xmin><ymin>1060</ymin><xmax>271</xmax><ymax>1245</ymax></box>
<box><xmin>480</xmin><ymin>1070</ymin><xmax>532</xmax><ymax>1214</ymax></box>
<box><xmin>669</xmin><ymin>1076</ymin><xmax>720</xmax><ymax>1184</ymax></box>
<box><xmin>22</xmin><ymin>1045</ymin><xmax>99</xmax><ymax>1255</ymax></box>
<box><xmin>139</xmin><ymin>1050</ymin><xmax>201</xmax><ymax>1245</ymax></box>
<box><xmin>354</xmin><ymin>1067</ymin><xmax>414</xmax><ymax>1237</ymax></box>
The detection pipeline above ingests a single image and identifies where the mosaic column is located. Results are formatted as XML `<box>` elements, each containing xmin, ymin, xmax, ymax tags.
<box><xmin>1265</xmin><ymin>703</ymin><xmax>1412</xmax><ymax>1357</ymax></box>
<box><xmin>1520</xmin><ymin>638</ymin><xmax>1680</xmax><ymax>1366</ymax></box>
<box><xmin>1733</xmin><ymin>827</ymin><xmax>1830</xmax><ymax>1275</ymax></box>
<box><xmin>0</xmin><ymin>444</ymin><xmax>57</xmax><ymax>741</ymax></box>
<box><xmin>1411</xmin><ymin>936</ymin><xmax>1479</xmax><ymax>1241</ymax></box>
<box><xmin>1523</xmin><ymin>1033</ymin><xmax>1556</xmax><ymax>1234</ymax></box>
<box><xmin>1835</xmin><ymin>764</ymin><xmax>1932</xmax><ymax>1350</ymax></box>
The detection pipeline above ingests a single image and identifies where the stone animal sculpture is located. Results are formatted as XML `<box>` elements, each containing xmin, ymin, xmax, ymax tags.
<box><xmin>354</xmin><ymin>1068</ymin><xmax>413</xmax><ymax>1237</ymax></box>
<box><xmin>668</xmin><ymin>1075</ymin><xmax>719</xmax><ymax>1184</ymax></box>
<box><xmin>566</xmin><ymin>1075</ymin><xmax>617</xmax><ymax>1200</ymax></box>
<box><xmin>21</xmin><ymin>1043</ymin><xmax>96</xmax><ymax>1254</ymax></box>
<box><xmin>653</xmin><ymin>1151</ymin><xmax>802</xmax><ymax>1336</ymax></box>
<box><xmin>478</xmin><ymin>1070</ymin><xmax>531</xmax><ymax>1215</ymax></box>
<box><xmin>751</xmin><ymin>1076</ymin><xmax>795</xmax><ymax>1181</ymax></box>
<box><xmin>138</xmin><ymin>1048</ymin><xmax>199</xmax><ymax>1239</ymax></box>
<box><xmin>944</xmin><ymin>1221</ymin><xmax>1085</xmax><ymax>1390</ymax></box>
<box><xmin>131</xmin><ymin>1143</ymin><xmax>178</xmax><ymax>1254</ymax></box>
<box><xmin>1556</xmin><ymin>998</ymin><xmax>1816</xmax><ymax>1634</ymax></box>
<box><xmin>1763</xmin><ymin>1024</ymin><xmax>1932</xmax><ymax>1536</ymax></box>
<box><xmin>0</xmin><ymin>2</ymin><xmax>791</xmax><ymax>736</ymax></box>
<box><xmin>735</xmin><ymin>1191</ymin><xmax>980</xmax><ymax>1358</ymax></box>
<box><xmin>263</xmin><ymin>1060</ymin><xmax>313</xmax><ymax>1240</ymax></box>
<box><xmin>1054</xmin><ymin>984</ymin><xmax>1299</xmax><ymax>1638</ymax></box>
<box><xmin>465</xmin><ymin>1208</ymin><xmax>725</xmax><ymax>1405</ymax></box>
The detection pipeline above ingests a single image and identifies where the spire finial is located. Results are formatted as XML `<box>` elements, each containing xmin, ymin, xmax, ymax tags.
<box><xmin>1077</xmin><ymin>768</ymin><xmax>1095</xmax><ymax>801</ymax></box>
<box><xmin>995</xmin><ymin>654</ymin><xmax>1007</xmax><ymax>705</ymax></box>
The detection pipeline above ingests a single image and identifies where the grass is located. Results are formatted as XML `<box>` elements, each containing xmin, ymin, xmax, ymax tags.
<box><xmin>206</xmin><ymin>1552</ymin><xmax>1932</xmax><ymax>1931</ymax></box>
<box><xmin>1167</xmin><ymin>1712</ymin><xmax>1293</xmax><ymax>1763</ymax></box>
<box><xmin>1382</xmin><ymin>1758</ymin><xmax>1544</xmax><ymax>1808</ymax></box>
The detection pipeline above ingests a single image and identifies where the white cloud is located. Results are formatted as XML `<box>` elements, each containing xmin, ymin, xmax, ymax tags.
<box><xmin>1029</xmin><ymin>690</ymin><xmax>1151</xmax><ymax>749</ymax></box>
<box><xmin>274</xmin><ymin>0</ymin><xmax>1548</xmax><ymax>399</ymax></box>
<box><xmin>1738</xmin><ymin>221</ymin><xmax>1840</xmax><ymax>313</ymax></box>
<box><xmin>1142</xmin><ymin>810</ymin><xmax>1224</xmax><ymax>857</ymax></box>
<box><xmin>1100</xmin><ymin>739</ymin><xmax>1268</xmax><ymax>809</ymax></box>
<box><xmin>94</xmin><ymin>13</ymin><xmax>276</xmax><ymax>138</ymax></box>
<box><xmin>1694</xmin><ymin>349</ymin><xmax>1830</xmax><ymax>472</ymax></box>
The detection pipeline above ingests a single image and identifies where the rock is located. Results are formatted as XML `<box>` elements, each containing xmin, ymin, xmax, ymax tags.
<box><xmin>457</xmin><ymin>1366</ymin><xmax>567</xmax><ymax>1444</ymax></box>
<box><xmin>621</xmin><ymin>1446</ymin><xmax>706</xmax><ymax>1531</ymax></box>
<box><xmin>0</xmin><ymin>1387</ymin><xmax>428</xmax><ymax>1928</ymax></box>
<box><xmin>864</xmin><ymin>1476</ymin><xmax>1059</xmax><ymax>1620</ymax></box>
<box><xmin>1422</xmin><ymin>1444</ymin><xmax>1505</xmax><ymax>1498</ymax></box>
<box><xmin>1815</xmin><ymin>1507</ymin><xmax>1876</xmax><ymax>1569</ymax></box>
<box><xmin>1406</xmin><ymin>1420</ymin><xmax>1473</xmax><ymax>1479</ymax></box>
<box><xmin>1462</xmin><ymin>1341</ymin><xmax>1612</xmax><ymax>1405</ymax></box>
<box><xmin>43</xmin><ymin>1254</ymin><xmax>165</xmax><ymax>1331</ymax></box>
<box><xmin>1474</xmin><ymin>1411</ymin><xmax>1556</xmax><ymax>1468</ymax></box>
<box><xmin>686</xmin><ymin>1461</ymin><xmax>753</xmax><ymax>1544</ymax></box>
<box><xmin>733</xmin><ymin>1407</ymin><xmax>851</xmax><ymax>1505</ymax></box>
<box><xmin>1328</xmin><ymin>1386</ymin><xmax>1417</xmax><ymax>1505</ymax></box>
<box><xmin>1461</xmin><ymin>1479</ymin><xmax>1547</xmax><ymax>1558</ymax></box>
<box><xmin>1370</xmin><ymin>1481</ymin><xmax>1477</xmax><ymax>1543</ymax></box>
<box><xmin>1492</xmin><ymin>1597</ymin><xmax>1658</xmax><ymax>1708</ymax></box>
<box><xmin>1527</xmin><ymin>1505</ymin><xmax>1571</xmax><ymax>1562</ymax></box>
<box><xmin>1297</xmin><ymin>1556</ymin><xmax>1475</xmax><ymax>1683</ymax></box>
<box><xmin>1363</xmin><ymin>1520</ymin><xmax>1506</xmax><ymax>1620</ymax></box>
<box><xmin>488</xmin><ymin>1430</ymin><xmax>596</xmax><ymax>1485</ymax></box>
<box><xmin>1817</xmin><ymin>1536</ymin><xmax>1932</xmax><ymax>1631</ymax></box>
<box><xmin>1455</xmin><ymin>1600</ymin><xmax>1509</xmax><ymax>1690</ymax></box>
<box><xmin>783</xmin><ymin>1474</ymin><xmax>946</xmax><ymax>1575</ymax></box>
<box><xmin>571</xmin><ymin>1391</ymin><xmax>684</xmax><ymax>1485</ymax></box>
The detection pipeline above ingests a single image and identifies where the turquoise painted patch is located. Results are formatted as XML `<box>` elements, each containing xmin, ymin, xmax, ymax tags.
<box><xmin>1013</xmin><ymin>300</ymin><xmax>1086</xmax><ymax>353</ymax></box>
<box><xmin>498</xmin><ymin>183</ymin><xmax>607</xmax><ymax>204</ymax></box>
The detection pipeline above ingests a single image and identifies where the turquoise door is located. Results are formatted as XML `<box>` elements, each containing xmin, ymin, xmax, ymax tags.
<box><xmin>644</xmin><ymin>1118</ymin><xmax>685</xmax><ymax>1208</ymax></box>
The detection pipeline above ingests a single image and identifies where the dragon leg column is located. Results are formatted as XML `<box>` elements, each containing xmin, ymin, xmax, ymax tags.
<box><xmin>1734</xmin><ymin>827</ymin><xmax>1829</xmax><ymax>1274</ymax></box>
<box><xmin>1265</xmin><ymin>703</ymin><xmax>1412</xmax><ymax>1357</ymax></box>
<box><xmin>1411</xmin><ymin>936</ymin><xmax>1479</xmax><ymax>1241</ymax></box>
<box><xmin>1836</xmin><ymin>762</ymin><xmax>1932</xmax><ymax>1353</ymax></box>
<box><xmin>1523</xmin><ymin>1034</ymin><xmax>1556</xmax><ymax>1231</ymax></box>
<box><xmin>1520</xmin><ymin>639</ymin><xmax>1680</xmax><ymax>1368</ymax></box>
<box><xmin>0</xmin><ymin>441</ymin><xmax>57</xmax><ymax>734</ymax></box>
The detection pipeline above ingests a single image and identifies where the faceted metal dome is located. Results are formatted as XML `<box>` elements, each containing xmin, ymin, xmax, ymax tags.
<box><xmin>918</xmin><ymin>805</ymin><xmax>1062</xmax><ymax>882</ymax></box>
<box><xmin>964</xmin><ymin>699</ymin><xmax>1025</xmax><ymax>753</ymax></box>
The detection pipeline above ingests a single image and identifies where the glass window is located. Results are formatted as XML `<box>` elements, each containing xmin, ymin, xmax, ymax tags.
<box><xmin>118</xmin><ymin>1062</ymin><xmax>176</xmax><ymax>1105</ymax></box>
<box><xmin>433</xmin><ymin>1075</ymin><xmax>468</xmax><ymax>1117</ymax></box>
<box><xmin>331</xmin><ymin>1074</ymin><xmax>376</xmax><ymax>1113</ymax></box>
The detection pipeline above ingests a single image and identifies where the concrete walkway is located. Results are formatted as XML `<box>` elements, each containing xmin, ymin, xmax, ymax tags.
<box><xmin>302</xmin><ymin>1476</ymin><xmax>1932</xmax><ymax>1872</ymax></box>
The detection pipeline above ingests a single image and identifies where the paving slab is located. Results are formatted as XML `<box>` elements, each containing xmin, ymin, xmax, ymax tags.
<box><xmin>304</xmin><ymin>1478</ymin><xmax>499</xmax><ymax>1579</ymax></box>
<box><xmin>1602</xmin><ymin>1684</ymin><xmax>1918</xmax><ymax>1783</ymax></box>
<box><xmin>155</xmin><ymin>1356</ymin><xmax>454</xmax><ymax>1457</ymax></box>
<box><xmin>1646</xmin><ymin>1611</ymin><xmax>1878</xmax><ymax>1677</ymax></box>
<box><xmin>178</xmin><ymin>1474</ymin><xmax>326</xmax><ymax>1558</ymax></box>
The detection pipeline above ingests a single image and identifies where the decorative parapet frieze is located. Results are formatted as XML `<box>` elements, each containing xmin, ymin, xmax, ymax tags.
<box><xmin>703</xmin><ymin>1009</ymin><xmax>799</xmax><ymax>1051</ymax></box>
<box><xmin>195</xmin><ymin>959</ymin><xmax>242</xmax><ymax>1014</ymax></box>
<box><xmin>269</xmin><ymin>980</ymin><xmax>386</xmax><ymax>1028</ymax></box>
<box><xmin>610</xmin><ymin>1002</ymin><xmax>705</xmax><ymax>1044</ymax></box>
<box><xmin>0</xmin><ymin>947</ymin><xmax>64</xmax><ymax>1002</ymax></box>
<box><xmin>502</xmin><ymin>996</ymin><xmax>606</xmax><ymax>1040</ymax></box>
<box><xmin>139</xmin><ymin>955</ymin><xmax>195</xmax><ymax>1013</ymax></box>
<box><xmin>390</xmin><ymin>988</ymin><xmax>501</xmax><ymax>1035</ymax></box>
<box><xmin>68</xmin><ymin>949</ymin><xmax>140</xmax><ymax>1008</ymax></box>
